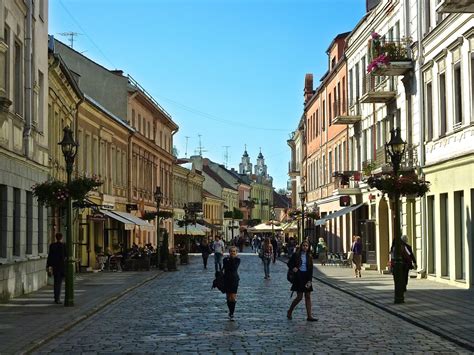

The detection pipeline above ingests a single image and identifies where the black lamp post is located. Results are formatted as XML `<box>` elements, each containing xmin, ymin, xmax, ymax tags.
<box><xmin>154</xmin><ymin>186</ymin><xmax>163</xmax><ymax>267</ymax></box>
<box><xmin>298</xmin><ymin>186</ymin><xmax>306</xmax><ymax>244</ymax></box>
<box><xmin>385</xmin><ymin>127</ymin><xmax>407</xmax><ymax>304</ymax></box>
<box><xmin>58</xmin><ymin>126</ymin><xmax>78</xmax><ymax>307</ymax></box>
<box><xmin>271</xmin><ymin>206</ymin><xmax>275</xmax><ymax>239</ymax></box>
<box><xmin>184</xmin><ymin>203</ymin><xmax>189</xmax><ymax>250</ymax></box>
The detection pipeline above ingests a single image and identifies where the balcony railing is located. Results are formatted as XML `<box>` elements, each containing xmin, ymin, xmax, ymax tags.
<box><xmin>288</xmin><ymin>161</ymin><xmax>300</xmax><ymax>176</ymax></box>
<box><xmin>368</xmin><ymin>38</ymin><xmax>413</xmax><ymax>76</ymax></box>
<box><xmin>436</xmin><ymin>0</ymin><xmax>474</xmax><ymax>13</ymax></box>
<box><xmin>360</xmin><ymin>75</ymin><xmax>396</xmax><ymax>104</ymax></box>
<box><xmin>333</xmin><ymin>99</ymin><xmax>362</xmax><ymax>125</ymax></box>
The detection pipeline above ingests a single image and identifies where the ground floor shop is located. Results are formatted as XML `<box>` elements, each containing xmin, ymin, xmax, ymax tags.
<box><xmin>424</xmin><ymin>155</ymin><xmax>474</xmax><ymax>289</ymax></box>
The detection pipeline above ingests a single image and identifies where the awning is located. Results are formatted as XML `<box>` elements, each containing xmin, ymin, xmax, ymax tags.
<box><xmin>248</xmin><ymin>222</ymin><xmax>283</xmax><ymax>233</ymax></box>
<box><xmin>315</xmin><ymin>203</ymin><xmax>364</xmax><ymax>226</ymax></box>
<box><xmin>110</xmin><ymin>211</ymin><xmax>155</xmax><ymax>231</ymax></box>
<box><xmin>174</xmin><ymin>222</ymin><xmax>210</xmax><ymax>236</ymax></box>
<box><xmin>101</xmin><ymin>209</ymin><xmax>135</xmax><ymax>230</ymax></box>
<box><xmin>282</xmin><ymin>220</ymin><xmax>298</xmax><ymax>231</ymax></box>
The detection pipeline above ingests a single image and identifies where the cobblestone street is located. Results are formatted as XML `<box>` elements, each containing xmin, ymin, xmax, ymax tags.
<box><xmin>35</xmin><ymin>254</ymin><xmax>467</xmax><ymax>354</ymax></box>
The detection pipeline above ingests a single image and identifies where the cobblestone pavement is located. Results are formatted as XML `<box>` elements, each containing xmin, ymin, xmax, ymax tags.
<box><xmin>35</xmin><ymin>253</ymin><xmax>467</xmax><ymax>354</ymax></box>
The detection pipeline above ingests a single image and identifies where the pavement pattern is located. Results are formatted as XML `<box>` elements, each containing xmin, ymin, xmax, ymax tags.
<box><xmin>33</xmin><ymin>253</ymin><xmax>468</xmax><ymax>354</ymax></box>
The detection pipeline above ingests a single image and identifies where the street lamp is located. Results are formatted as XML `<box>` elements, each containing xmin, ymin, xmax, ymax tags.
<box><xmin>58</xmin><ymin>126</ymin><xmax>78</xmax><ymax>307</ymax></box>
<box><xmin>298</xmin><ymin>186</ymin><xmax>306</xmax><ymax>244</ymax></box>
<box><xmin>385</xmin><ymin>127</ymin><xmax>407</xmax><ymax>304</ymax></box>
<box><xmin>154</xmin><ymin>186</ymin><xmax>163</xmax><ymax>268</ymax></box>
<box><xmin>270</xmin><ymin>206</ymin><xmax>276</xmax><ymax>239</ymax></box>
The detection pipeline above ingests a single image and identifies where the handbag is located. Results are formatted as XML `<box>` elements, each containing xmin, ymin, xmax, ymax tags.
<box><xmin>287</xmin><ymin>269</ymin><xmax>296</xmax><ymax>283</ymax></box>
<box><xmin>211</xmin><ymin>271</ymin><xmax>226</xmax><ymax>293</ymax></box>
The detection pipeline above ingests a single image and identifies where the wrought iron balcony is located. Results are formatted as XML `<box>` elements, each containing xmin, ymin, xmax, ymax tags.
<box><xmin>332</xmin><ymin>171</ymin><xmax>362</xmax><ymax>195</ymax></box>
<box><xmin>332</xmin><ymin>99</ymin><xmax>362</xmax><ymax>125</ymax></box>
<box><xmin>360</xmin><ymin>75</ymin><xmax>396</xmax><ymax>104</ymax></box>
<box><xmin>436</xmin><ymin>0</ymin><xmax>474</xmax><ymax>13</ymax></box>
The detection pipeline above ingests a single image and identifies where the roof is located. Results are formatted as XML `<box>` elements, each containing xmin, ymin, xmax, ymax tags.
<box><xmin>202</xmin><ymin>165</ymin><xmax>237</xmax><ymax>191</ymax></box>
<box><xmin>273</xmin><ymin>191</ymin><xmax>291</xmax><ymax>209</ymax></box>
<box><xmin>325</xmin><ymin>31</ymin><xmax>351</xmax><ymax>54</ymax></box>
<box><xmin>202</xmin><ymin>189</ymin><xmax>224</xmax><ymax>200</ymax></box>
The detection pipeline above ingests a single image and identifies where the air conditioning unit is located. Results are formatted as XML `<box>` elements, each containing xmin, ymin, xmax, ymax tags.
<box><xmin>436</xmin><ymin>0</ymin><xmax>474</xmax><ymax>13</ymax></box>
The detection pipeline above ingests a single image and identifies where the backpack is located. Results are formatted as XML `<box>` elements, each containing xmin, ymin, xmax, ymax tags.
<box><xmin>401</xmin><ymin>245</ymin><xmax>414</xmax><ymax>269</ymax></box>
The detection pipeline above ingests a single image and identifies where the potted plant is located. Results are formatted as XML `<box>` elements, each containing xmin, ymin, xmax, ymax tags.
<box><xmin>367</xmin><ymin>172</ymin><xmax>430</xmax><ymax>198</ymax></box>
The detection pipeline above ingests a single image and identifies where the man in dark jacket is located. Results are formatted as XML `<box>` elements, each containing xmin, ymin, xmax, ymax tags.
<box><xmin>47</xmin><ymin>233</ymin><xmax>66</xmax><ymax>304</ymax></box>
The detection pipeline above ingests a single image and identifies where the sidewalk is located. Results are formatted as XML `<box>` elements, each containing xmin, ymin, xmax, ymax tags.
<box><xmin>312</xmin><ymin>264</ymin><xmax>474</xmax><ymax>351</ymax></box>
<box><xmin>0</xmin><ymin>269</ymin><xmax>163</xmax><ymax>354</ymax></box>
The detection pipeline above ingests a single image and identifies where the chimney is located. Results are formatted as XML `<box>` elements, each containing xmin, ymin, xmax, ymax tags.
<box><xmin>304</xmin><ymin>74</ymin><xmax>314</xmax><ymax>104</ymax></box>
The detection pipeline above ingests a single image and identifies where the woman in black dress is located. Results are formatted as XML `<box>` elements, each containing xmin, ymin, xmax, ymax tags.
<box><xmin>223</xmin><ymin>246</ymin><xmax>240</xmax><ymax>320</ymax></box>
<box><xmin>287</xmin><ymin>241</ymin><xmax>317</xmax><ymax>321</ymax></box>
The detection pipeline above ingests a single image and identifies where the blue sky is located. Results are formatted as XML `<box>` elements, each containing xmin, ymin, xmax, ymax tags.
<box><xmin>49</xmin><ymin>0</ymin><xmax>365</xmax><ymax>190</ymax></box>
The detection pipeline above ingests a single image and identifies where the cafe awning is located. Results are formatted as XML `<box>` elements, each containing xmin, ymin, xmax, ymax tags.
<box><xmin>174</xmin><ymin>222</ymin><xmax>210</xmax><ymax>236</ymax></box>
<box><xmin>248</xmin><ymin>222</ymin><xmax>283</xmax><ymax>233</ymax></box>
<box><xmin>111</xmin><ymin>211</ymin><xmax>155</xmax><ymax>231</ymax></box>
<box><xmin>315</xmin><ymin>203</ymin><xmax>364</xmax><ymax>226</ymax></box>
<box><xmin>100</xmin><ymin>209</ymin><xmax>135</xmax><ymax>230</ymax></box>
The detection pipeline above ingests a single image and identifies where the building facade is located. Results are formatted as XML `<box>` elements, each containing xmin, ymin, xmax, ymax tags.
<box><xmin>0</xmin><ymin>0</ymin><xmax>49</xmax><ymax>300</ymax></box>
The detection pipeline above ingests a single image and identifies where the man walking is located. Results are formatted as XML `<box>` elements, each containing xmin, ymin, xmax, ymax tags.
<box><xmin>47</xmin><ymin>233</ymin><xmax>66</xmax><ymax>304</ymax></box>
<box><xmin>212</xmin><ymin>235</ymin><xmax>225</xmax><ymax>273</ymax></box>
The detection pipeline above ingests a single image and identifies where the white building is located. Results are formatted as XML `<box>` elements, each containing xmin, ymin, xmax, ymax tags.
<box><xmin>418</xmin><ymin>1</ymin><xmax>474</xmax><ymax>288</ymax></box>
<box><xmin>0</xmin><ymin>0</ymin><xmax>50</xmax><ymax>299</ymax></box>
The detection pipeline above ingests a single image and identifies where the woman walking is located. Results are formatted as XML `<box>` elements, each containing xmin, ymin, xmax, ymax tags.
<box><xmin>199</xmin><ymin>238</ymin><xmax>212</xmax><ymax>269</ymax></box>
<box><xmin>223</xmin><ymin>246</ymin><xmax>240</xmax><ymax>321</ymax></box>
<box><xmin>351</xmin><ymin>235</ymin><xmax>363</xmax><ymax>277</ymax></box>
<box><xmin>287</xmin><ymin>241</ymin><xmax>317</xmax><ymax>322</ymax></box>
<box><xmin>316</xmin><ymin>237</ymin><xmax>328</xmax><ymax>266</ymax></box>
<box><xmin>262</xmin><ymin>238</ymin><xmax>273</xmax><ymax>279</ymax></box>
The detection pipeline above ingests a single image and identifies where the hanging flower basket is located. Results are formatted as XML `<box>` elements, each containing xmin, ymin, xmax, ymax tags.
<box><xmin>32</xmin><ymin>175</ymin><xmax>102</xmax><ymax>208</ymax></box>
<box><xmin>367</xmin><ymin>173</ymin><xmax>430</xmax><ymax>198</ymax></box>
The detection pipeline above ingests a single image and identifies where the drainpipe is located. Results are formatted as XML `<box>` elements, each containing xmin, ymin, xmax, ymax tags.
<box><xmin>23</xmin><ymin>0</ymin><xmax>33</xmax><ymax>157</ymax></box>
<box><xmin>417</xmin><ymin>0</ymin><xmax>427</xmax><ymax>278</ymax></box>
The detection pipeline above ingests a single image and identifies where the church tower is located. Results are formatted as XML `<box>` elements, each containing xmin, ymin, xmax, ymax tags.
<box><xmin>254</xmin><ymin>148</ymin><xmax>268</xmax><ymax>176</ymax></box>
<box><xmin>239</xmin><ymin>145</ymin><xmax>252</xmax><ymax>174</ymax></box>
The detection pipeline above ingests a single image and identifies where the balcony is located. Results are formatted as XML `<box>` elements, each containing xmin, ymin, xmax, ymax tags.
<box><xmin>333</xmin><ymin>99</ymin><xmax>362</xmax><ymax>125</ymax></box>
<box><xmin>368</xmin><ymin>39</ymin><xmax>413</xmax><ymax>76</ymax></box>
<box><xmin>332</xmin><ymin>171</ymin><xmax>362</xmax><ymax>195</ymax></box>
<box><xmin>360</xmin><ymin>75</ymin><xmax>396</xmax><ymax>104</ymax></box>
<box><xmin>363</xmin><ymin>144</ymin><xmax>419</xmax><ymax>176</ymax></box>
<box><xmin>288</xmin><ymin>161</ymin><xmax>300</xmax><ymax>177</ymax></box>
<box><xmin>436</xmin><ymin>0</ymin><xmax>474</xmax><ymax>13</ymax></box>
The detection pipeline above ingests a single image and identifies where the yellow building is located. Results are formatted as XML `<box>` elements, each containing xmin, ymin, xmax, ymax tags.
<box><xmin>203</xmin><ymin>190</ymin><xmax>224</xmax><ymax>238</ymax></box>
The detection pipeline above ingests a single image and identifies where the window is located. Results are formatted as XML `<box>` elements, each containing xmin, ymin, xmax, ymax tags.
<box><xmin>342</xmin><ymin>77</ymin><xmax>346</xmax><ymax>110</ymax></box>
<box><xmin>331</xmin><ymin>57</ymin><xmax>336</xmax><ymax>70</ymax></box>
<box><xmin>4</xmin><ymin>26</ymin><xmax>10</xmax><ymax>98</ymax></box>
<box><xmin>0</xmin><ymin>185</ymin><xmax>6</xmax><ymax>258</ymax></box>
<box><xmin>328</xmin><ymin>151</ymin><xmax>332</xmax><ymax>182</ymax></box>
<box><xmin>322</xmin><ymin>101</ymin><xmax>326</xmax><ymax>131</ymax></box>
<box><xmin>425</xmin><ymin>81</ymin><xmax>433</xmax><ymax>141</ymax></box>
<box><xmin>427</xmin><ymin>195</ymin><xmax>435</xmax><ymax>274</ymax></box>
<box><xmin>440</xmin><ymin>193</ymin><xmax>449</xmax><ymax>277</ymax></box>
<box><xmin>26</xmin><ymin>191</ymin><xmax>33</xmax><ymax>254</ymax></box>
<box><xmin>361</xmin><ymin>58</ymin><xmax>366</xmax><ymax>95</ymax></box>
<box><xmin>13</xmin><ymin>188</ymin><xmax>20</xmax><ymax>256</ymax></box>
<box><xmin>454</xmin><ymin>191</ymin><xmax>465</xmax><ymax>280</ymax></box>
<box><xmin>349</xmin><ymin>69</ymin><xmax>353</xmax><ymax>105</ymax></box>
<box><xmin>334</xmin><ymin>146</ymin><xmax>339</xmax><ymax>173</ymax></box>
<box><xmin>471</xmin><ymin>53</ymin><xmax>474</xmax><ymax>122</ymax></box>
<box><xmin>132</xmin><ymin>109</ymin><xmax>135</xmax><ymax>127</ymax></box>
<box><xmin>14</xmin><ymin>41</ymin><xmax>22</xmax><ymax>114</ymax></box>
<box><xmin>355</xmin><ymin>64</ymin><xmax>360</xmax><ymax>99</ymax></box>
<box><xmin>328</xmin><ymin>93</ymin><xmax>332</xmax><ymax>123</ymax></box>
<box><xmin>453</xmin><ymin>63</ymin><xmax>463</xmax><ymax>126</ymax></box>
<box><xmin>315</xmin><ymin>109</ymin><xmax>319</xmax><ymax>137</ymax></box>
<box><xmin>38</xmin><ymin>204</ymin><xmax>44</xmax><ymax>254</ymax></box>
<box><xmin>342</xmin><ymin>141</ymin><xmax>346</xmax><ymax>171</ymax></box>
<box><xmin>138</xmin><ymin>114</ymin><xmax>142</xmax><ymax>132</ymax></box>
<box><xmin>424</xmin><ymin>0</ymin><xmax>431</xmax><ymax>35</ymax></box>
<box><xmin>337</xmin><ymin>82</ymin><xmax>341</xmax><ymax>115</ymax></box>
<box><xmin>38</xmin><ymin>71</ymin><xmax>45</xmax><ymax>131</ymax></box>
<box><xmin>439</xmin><ymin>72</ymin><xmax>447</xmax><ymax>136</ymax></box>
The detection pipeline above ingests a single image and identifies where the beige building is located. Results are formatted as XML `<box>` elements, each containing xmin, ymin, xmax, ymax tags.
<box><xmin>173</xmin><ymin>161</ymin><xmax>205</xmax><ymax>247</ymax></box>
<box><xmin>0</xmin><ymin>0</ymin><xmax>50</xmax><ymax>299</ymax></box>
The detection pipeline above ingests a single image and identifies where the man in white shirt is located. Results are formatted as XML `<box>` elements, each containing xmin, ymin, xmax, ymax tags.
<box><xmin>212</xmin><ymin>235</ymin><xmax>225</xmax><ymax>272</ymax></box>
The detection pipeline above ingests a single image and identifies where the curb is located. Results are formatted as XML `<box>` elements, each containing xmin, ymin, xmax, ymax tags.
<box><xmin>313</xmin><ymin>275</ymin><xmax>474</xmax><ymax>352</ymax></box>
<box><xmin>281</xmin><ymin>257</ymin><xmax>473</xmax><ymax>352</ymax></box>
<box><xmin>22</xmin><ymin>270</ymin><xmax>164</xmax><ymax>354</ymax></box>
